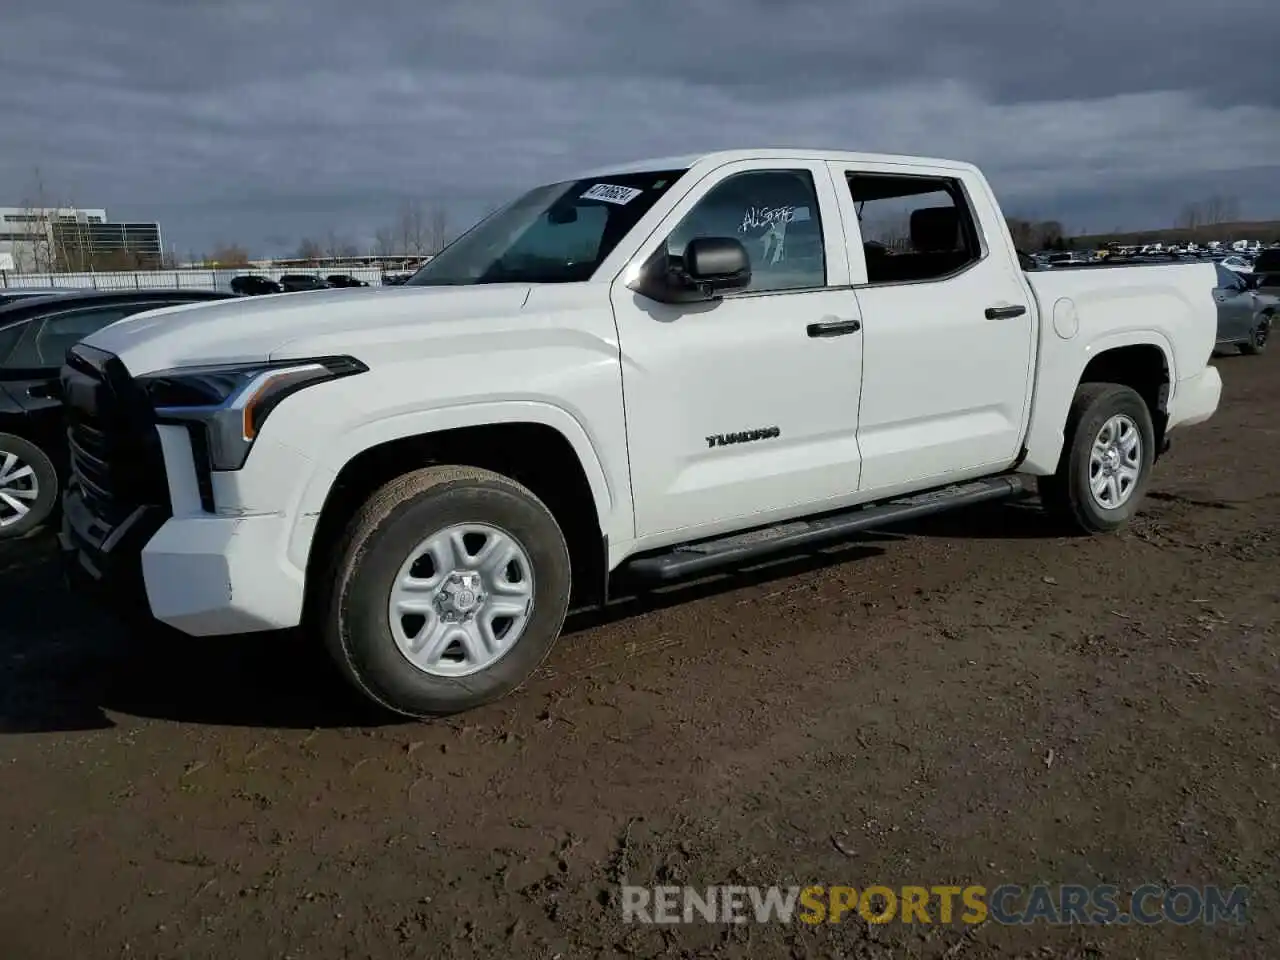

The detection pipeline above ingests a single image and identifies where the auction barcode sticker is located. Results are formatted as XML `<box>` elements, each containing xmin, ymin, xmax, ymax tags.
<box><xmin>581</xmin><ymin>183</ymin><xmax>644</xmax><ymax>205</ymax></box>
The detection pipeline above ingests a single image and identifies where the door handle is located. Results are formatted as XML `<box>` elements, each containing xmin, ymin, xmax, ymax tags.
<box><xmin>27</xmin><ymin>383</ymin><xmax>54</xmax><ymax>399</ymax></box>
<box><xmin>807</xmin><ymin>317</ymin><xmax>862</xmax><ymax>337</ymax></box>
<box><xmin>985</xmin><ymin>304</ymin><xmax>1027</xmax><ymax>320</ymax></box>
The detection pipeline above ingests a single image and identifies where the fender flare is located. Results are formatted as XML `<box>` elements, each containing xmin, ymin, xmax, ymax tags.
<box><xmin>1021</xmin><ymin>330</ymin><xmax>1176</xmax><ymax>475</ymax></box>
<box><xmin>1076</xmin><ymin>329</ymin><xmax>1177</xmax><ymax>386</ymax></box>
<box><xmin>287</xmin><ymin>400</ymin><xmax>618</xmax><ymax>565</ymax></box>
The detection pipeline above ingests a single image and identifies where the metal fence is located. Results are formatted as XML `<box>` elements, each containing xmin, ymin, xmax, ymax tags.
<box><xmin>0</xmin><ymin>266</ymin><xmax>388</xmax><ymax>291</ymax></box>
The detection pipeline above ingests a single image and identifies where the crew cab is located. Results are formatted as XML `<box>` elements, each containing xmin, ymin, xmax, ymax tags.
<box><xmin>58</xmin><ymin>149</ymin><xmax>1222</xmax><ymax>717</ymax></box>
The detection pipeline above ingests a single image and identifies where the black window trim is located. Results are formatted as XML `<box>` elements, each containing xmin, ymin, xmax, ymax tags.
<box><xmin>842</xmin><ymin>170</ymin><xmax>990</xmax><ymax>290</ymax></box>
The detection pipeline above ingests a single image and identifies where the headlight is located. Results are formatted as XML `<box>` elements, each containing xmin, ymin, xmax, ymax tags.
<box><xmin>138</xmin><ymin>355</ymin><xmax>367</xmax><ymax>471</ymax></box>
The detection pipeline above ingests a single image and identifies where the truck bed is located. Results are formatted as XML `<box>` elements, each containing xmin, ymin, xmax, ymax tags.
<box><xmin>1025</xmin><ymin>259</ymin><xmax>1217</xmax><ymax>377</ymax></box>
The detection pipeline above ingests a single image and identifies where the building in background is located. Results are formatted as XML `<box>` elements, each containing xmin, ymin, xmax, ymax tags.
<box><xmin>0</xmin><ymin>206</ymin><xmax>164</xmax><ymax>272</ymax></box>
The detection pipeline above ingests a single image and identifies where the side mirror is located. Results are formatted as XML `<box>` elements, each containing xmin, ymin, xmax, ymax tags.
<box><xmin>684</xmin><ymin>237</ymin><xmax>751</xmax><ymax>289</ymax></box>
<box><xmin>627</xmin><ymin>236</ymin><xmax>752</xmax><ymax>304</ymax></box>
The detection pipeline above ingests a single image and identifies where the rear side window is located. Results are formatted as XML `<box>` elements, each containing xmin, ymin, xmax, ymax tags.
<box><xmin>847</xmin><ymin>174</ymin><xmax>982</xmax><ymax>285</ymax></box>
<box><xmin>32</xmin><ymin>306</ymin><xmax>136</xmax><ymax>366</ymax></box>
<box><xmin>0</xmin><ymin>323</ymin><xmax>22</xmax><ymax>365</ymax></box>
<box><xmin>4</xmin><ymin>303</ymin><xmax>162</xmax><ymax>368</ymax></box>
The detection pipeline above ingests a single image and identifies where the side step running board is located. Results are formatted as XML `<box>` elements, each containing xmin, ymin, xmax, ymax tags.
<box><xmin>622</xmin><ymin>474</ymin><xmax>1033</xmax><ymax>583</ymax></box>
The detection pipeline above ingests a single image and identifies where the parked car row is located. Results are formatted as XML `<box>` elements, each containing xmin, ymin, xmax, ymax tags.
<box><xmin>229</xmin><ymin>273</ymin><xmax>371</xmax><ymax>296</ymax></box>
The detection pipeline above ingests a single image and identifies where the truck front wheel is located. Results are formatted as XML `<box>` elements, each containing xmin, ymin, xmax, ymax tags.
<box><xmin>323</xmin><ymin>465</ymin><xmax>572</xmax><ymax>718</ymax></box>
<box><xmin>1038</xmin><ymin>383</ymin><xmax>1155</xmax><ymax>534</ymax></box>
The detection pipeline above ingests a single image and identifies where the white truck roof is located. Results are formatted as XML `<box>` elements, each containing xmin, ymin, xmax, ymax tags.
<box><xmin>573</xmin><ymin>148</ymin><xmax>981</xmax><ymax>180</ymax></box>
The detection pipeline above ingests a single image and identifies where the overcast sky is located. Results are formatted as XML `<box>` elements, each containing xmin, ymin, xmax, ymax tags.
<box><xmin>5</xmin><ymin>0</ymin><xmax>1279</xmax><ymax>258</ymax></box>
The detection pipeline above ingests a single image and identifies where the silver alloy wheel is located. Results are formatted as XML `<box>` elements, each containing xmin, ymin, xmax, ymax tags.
<box><xmin>388</xmin><ymin>522</ymin><xmax>536</xmax><ymax>678</ymax></box>
<box><xmin>0</xmin><ymin>450</ymin><xmax>39</xmax><ymax>529</ymax></box>
<box><xmin>1256</xmin><ymin>316</ymin><xmax>1270</xmax><ymax>348</ymax></box>
<box><xmin>1088</xmin><ymin>413</ymin><xmax>1142</xmax><ymax>510</ymax></box>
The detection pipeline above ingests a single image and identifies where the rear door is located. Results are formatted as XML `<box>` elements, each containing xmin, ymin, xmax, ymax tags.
<box><xmin>825</xmin><ymin>162</ymin><xmax>1036</xmax><ymax>495</ymax></box>
<box><xmin>1212</xmin><ymin>264</ymin><xmax>1253</xmax><ymax>342</ymax></box>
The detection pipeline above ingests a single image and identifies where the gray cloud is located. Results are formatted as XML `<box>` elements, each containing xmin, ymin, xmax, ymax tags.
<box><xmin>4</xmin><ymin>0</ymin><xmax>1278</xmax><ymax>256</ymax></box>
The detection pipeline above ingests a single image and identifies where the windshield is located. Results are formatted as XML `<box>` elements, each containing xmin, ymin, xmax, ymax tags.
<box><xmin>408</xmin><ymin>170</ymin><xmax>687</xmax><ymax>286</ymax></box>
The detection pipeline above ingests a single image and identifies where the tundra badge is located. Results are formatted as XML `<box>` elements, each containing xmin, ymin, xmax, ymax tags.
<box><xmin>706</xmin><ymin>426</ymin><xmax>781</xmax><ymax>448</ymax></box>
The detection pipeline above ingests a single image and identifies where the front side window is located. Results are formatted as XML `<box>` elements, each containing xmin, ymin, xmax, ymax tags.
<box><xmin>1215</xmin><ymin>264</ymin><xmax>1245</xmax><ymax>291</ymax></box>
<box><xmin>409</xmin><ymin>170</ymin><xmax>687</xmax><ymax>286</ymax></box>
<box><xmin>663</xmin><ymin>170</ymin><xmax>827</xmax><ymax>293</ymax></box>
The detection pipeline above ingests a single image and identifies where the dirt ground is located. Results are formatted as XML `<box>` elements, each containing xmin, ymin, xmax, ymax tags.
<box><xmin>1</xmin><ymin>349</ymin><xmax>1277</xmax><ymax>960</ymax></box>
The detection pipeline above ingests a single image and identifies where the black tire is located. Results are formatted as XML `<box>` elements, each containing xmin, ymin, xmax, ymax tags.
<box><xmin>0</xmin><ymin>432</ymin><xmax>59</xmax><ymax>539</ymax></box>
<box><xmin>322</xmin><ymin>465</ymin><xmax>572</xmax><ymax>718</ymax></box>
<box><xmin>1240</xmin><ymin>313</ymin><xmax>1270</xmax><ymax>355</ymax></box>
<box><xmin>1037</xmin><ymin>383</ymin><xmax>1155</xmax><ymax>534</ymax></box>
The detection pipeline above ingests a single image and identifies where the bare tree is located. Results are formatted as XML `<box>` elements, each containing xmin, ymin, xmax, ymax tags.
<box><xmin>1177</xmin><ymin>196</ymin><xmax>1240</xmax><ymax>230</ymax></box>
<box><xmin>394</xmin><ymin>200</ymin><xmax>428</xmax><ymax>257</ymax></box>
<box><xmin>865</xmin><ymin>212</ymin><xmax>911</xmax><ymax>250</ymax></box>
<box><xmin>295</xmin><ymin>238</ymin><xmax>324</xmax><ymax>263</ymax></box>
<box><xmin>322</xmin><ymin>229</ymin><xmax>358</xmax><ymax>261</ymax></box>
<box><xmin>208</xmin><ymin>243</ymin><xmax>252</xmax><ymax>267</ymax></box>
<box><xmin>12</xmin><ymin>168</ymin><xmax>68</xmax><ymax>273</ymax></box>
<box><xmin>372</xmin><ymin>226</ymin><xmax>397</xmax><ymax>258</ymax></box>
<box><xmin>1175</xmin><ymin>202</ymin><xmax>1204</xmax><ymax>231</ymax></box>
<box><xmin>427</xmin><ymin>206</ymin><xmax>451</xmax><ymax>254</ymax></box>
<box><xmin>1202</xmin><ymin>195</ymin><xmax>1240</xmax><ymax>225</ymax></box>
<box><xmin>1006</xmin><ymin>216</ymin><xmax>1067</xmax><ymax>252</ymax></box>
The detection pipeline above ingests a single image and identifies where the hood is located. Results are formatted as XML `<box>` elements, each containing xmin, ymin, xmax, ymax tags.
<box><xmin>84</xmin><ymin>284</ymin><xmax>532</xmax><ymax>376</ymax></box>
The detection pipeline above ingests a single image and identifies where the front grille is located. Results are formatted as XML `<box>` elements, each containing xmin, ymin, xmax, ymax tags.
<box><xmin>62</xmin><ymin>344</ymin><xmax>170</xmax><ymax>532</ymax></box>
<box><xmin>67</xmin><ymin>419</ymin><xmax>118</xmax><ymax>521</ymax></box>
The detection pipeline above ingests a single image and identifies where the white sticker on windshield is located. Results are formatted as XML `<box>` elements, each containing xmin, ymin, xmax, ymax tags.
<box><xmin>581</xmin><ymin>183</ymin><xmax>644</xmax><ymax>205</ymax></box>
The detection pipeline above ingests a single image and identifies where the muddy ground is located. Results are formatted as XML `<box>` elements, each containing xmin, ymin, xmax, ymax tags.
<box><xmin>1</xmin><ymin>349</ymin><xmax>1277</xmax><ymax>960</ymax></box>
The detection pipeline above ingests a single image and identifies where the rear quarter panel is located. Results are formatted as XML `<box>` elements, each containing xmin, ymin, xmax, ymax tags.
<box><xmin>1020</xmin><ymin>261</ymin><xmax>1217</xmax><ymax>473</ymax></box>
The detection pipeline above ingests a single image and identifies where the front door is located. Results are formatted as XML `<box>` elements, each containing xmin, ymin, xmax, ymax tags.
<box><xmin>610</xmin><ymin>160</ymin><xmax>865</xmax><ymax>539</ymax></box>
<box><xmin>827</xmin><ymin>163</ymin><xmax>1036</xmax><ymax>495</ymax></box>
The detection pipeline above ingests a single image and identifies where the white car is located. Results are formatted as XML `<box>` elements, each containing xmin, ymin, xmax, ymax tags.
<box><xmin>1219</xmin><ymin>255</ymin><xmax>1255</xmax><ymax>274</ymax></box>
<box><xmin>59</xmin><ymin>148</ymin><xmax>1223</xmax><ymax>717</ymax></box>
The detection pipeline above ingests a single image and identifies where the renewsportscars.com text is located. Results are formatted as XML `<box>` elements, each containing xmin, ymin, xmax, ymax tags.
<box><xmin>620</xmin><ymin>884</ymin><xmax>1249</xmax><ymax>926</ymax></box>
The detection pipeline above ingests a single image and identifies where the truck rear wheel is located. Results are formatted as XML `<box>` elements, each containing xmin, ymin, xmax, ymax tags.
<box><xmin>323</xmin><ymin>465</ymin><xmax>572</xmax><ymax>718</ymax></box>
<box><xmin>1038</xmin><ymin>383</ymin><xmax>1155</xmax><ymax>534</ymax></box>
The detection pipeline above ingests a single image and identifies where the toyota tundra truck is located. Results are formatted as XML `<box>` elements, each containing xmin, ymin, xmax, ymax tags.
<box><xmin>58</xmin><ymin>149</ymin><xmax>1222</xmax><ymax>717</ymax></box>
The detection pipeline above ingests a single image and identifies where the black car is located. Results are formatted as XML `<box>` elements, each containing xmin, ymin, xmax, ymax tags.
<box><xmin>0</xmin><ymin>288</ymin><xmax>236</xmax><ymax>538</ymax></box>
<box><xmin>230</xmin><ymin>274</ymin><xmax>284</xmax><ymax>296</ymax></box>
<box><xmin>278</xmin><ymin>274</ymin><xmax>330</xmax><ymax>292</ymax></box>
<box><xmin>0</xmin><ymin>288</ymin><xmax>78</xmax><ymax>307</ymax></box>
<box><xmin>325</xmin><ymin>274</ymin><xmax>369</xmax><ymax>288</ymax></box>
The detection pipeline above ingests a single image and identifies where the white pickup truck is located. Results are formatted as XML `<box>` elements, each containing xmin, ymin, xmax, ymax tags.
<box><xmin>59</xmin><ymin>148</ymin><xmax>1222</xmax><ymax>717</ymax></box>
